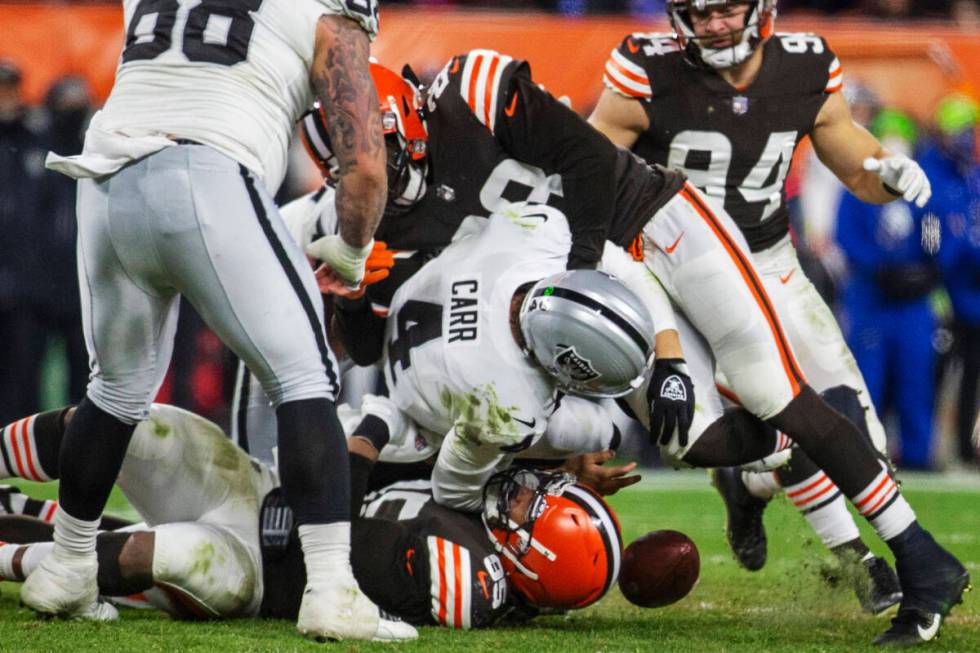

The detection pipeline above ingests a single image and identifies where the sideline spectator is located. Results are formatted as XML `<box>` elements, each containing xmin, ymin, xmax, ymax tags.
<box><xmin>29</xmin><ymin>76</ymin><xmax>94</xmax><ymax>408</ymax></box>
<box><xmin>0</xmin><ymin>59</ymin><xmax>48</xmax><ymax>424</ymax></box>
<box><xmin>836</xmin><ymin>109</ymin><xmax>941</xmax><ymax>470</ymax></box>
<box><xmin>928</xmin><ymin>93</ymin><xmax>980</xmax><ymax>465</ymax></box>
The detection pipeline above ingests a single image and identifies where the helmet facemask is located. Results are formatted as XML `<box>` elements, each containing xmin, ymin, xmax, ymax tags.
<box><xmin>667</xmin><ymin>0</ymin><xmax>776</xmax><ymax>70</ymax></box>
<box><xmin>482</xmin><ymin>468</ymin><xmax>623</xmax><ymax>610</ymax></box>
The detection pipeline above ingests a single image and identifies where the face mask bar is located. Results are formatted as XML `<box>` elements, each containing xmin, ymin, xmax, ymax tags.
<box><xmin>481</xmin><ymin>469</ymin><xmax>576</xmax><ymax>579</ymax></box>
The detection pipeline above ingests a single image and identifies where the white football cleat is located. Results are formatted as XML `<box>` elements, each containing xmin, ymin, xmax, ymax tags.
<box><xmin>20</xmin><ymin>553</ymin><xmax>119</xmax><ymax>621</ymax></box>
<box><xmin>374</xmin><ymin>616</ymin><xmax>419</xmax><ymax>642</ymax></box>
<box><xmin>296</xmin><ymin>576</ymin><xmax>380</xmax><ymax>642</ymax></box>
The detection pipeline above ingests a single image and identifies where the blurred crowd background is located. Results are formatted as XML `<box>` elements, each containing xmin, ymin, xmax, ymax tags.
<box><xmin>1</xmin><ymin>1</ymin><xmax>978</xmax><ymax>471</ymax></box>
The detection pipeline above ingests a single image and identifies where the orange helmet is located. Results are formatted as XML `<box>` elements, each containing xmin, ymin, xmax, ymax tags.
<box><xmin>299</xmin><ymin>61</ymin><xmax>428</xmax><ymax>213</ymax></box>
<box><xmin>482</xmin><ymin>468</ymin><xmax>622</xmax><ymax>610</ymax></box>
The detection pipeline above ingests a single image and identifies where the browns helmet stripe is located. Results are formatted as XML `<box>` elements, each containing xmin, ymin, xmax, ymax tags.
<box><xmin>563</xmin><ymin>485</ymin><xmax>622</xmax><ymax>596</ymax></box>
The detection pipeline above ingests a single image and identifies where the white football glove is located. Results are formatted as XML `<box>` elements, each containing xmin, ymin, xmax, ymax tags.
<box><xmin>862</xmin><ymin>155</ymin><xmax>932</xmax><ymax>208</ymax></box>
<box><xmin>304</xmin><ymin>234</ymin><xmax>373</xmax><ymax>291</ymax></box>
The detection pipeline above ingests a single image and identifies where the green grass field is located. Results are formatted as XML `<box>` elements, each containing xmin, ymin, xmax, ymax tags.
<box><xmin>2</xmin><ymin>471</ymin><xmax>978</xmax><ymax>653</ymax></box>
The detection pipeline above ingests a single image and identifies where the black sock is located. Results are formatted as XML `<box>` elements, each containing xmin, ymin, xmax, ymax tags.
<box><xmin>58</xmin><ymin>397</ymin><xmax>136</xmax><ymax>521</ymax></box>
<box><xmin>767</xmin><ymin>386</ymin><xmax>882</xmax><ymax>499</ymax></box>
<box><xmin>276</xmin><ymin>398</ymin><xmax>350</xmax><ymax>525</ymax></box>
<box><xmin>683</xmin><ymin>408</ymin><xmax>778</xmax><ymax>467</ymax></box>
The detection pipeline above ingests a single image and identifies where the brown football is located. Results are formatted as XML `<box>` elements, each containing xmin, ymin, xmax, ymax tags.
<box><xmin>618</xmin><ymin>530</ymin><xmax>700</xmax><ymax>608</ymax></box>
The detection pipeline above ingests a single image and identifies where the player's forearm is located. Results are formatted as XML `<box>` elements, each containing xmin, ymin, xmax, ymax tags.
<box><xmin>431</xmin><ymin>433</ymin><xmax>505</xmax><ymax>512</ymax></box>
<box><xmin>311</xmin><ymin>15</ymin><xmax>387</xmax><ymax>246</ymax></box>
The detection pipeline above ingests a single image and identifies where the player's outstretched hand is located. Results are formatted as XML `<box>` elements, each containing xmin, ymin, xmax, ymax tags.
<box><xmin>648</xmin><ymin>358</ymin><xmax>695</xmax><ymax>449</ymax></box>
<box><xmin>563</xmin><ymin>450</ymin><xmax>641</xmax><ymax>496</ymax></box>
<box><xmin>305</xmin><ymin>234</ymin><xmax>377</xmax><ymax>291</ymax></box>
<box><xmin>863</xmin><ymin>155</ymin><xmax>931</xmax><ymax>208</ymax></box>
<box><xmin>313</xmin><ymin>241</ymin><xmax>393</xmax><ymax>298</ymax></box>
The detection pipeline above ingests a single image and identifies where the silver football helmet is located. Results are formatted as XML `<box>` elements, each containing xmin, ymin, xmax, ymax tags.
<box><xmin>519</xmin><ymin>269</ymin><xmax>655</xmax><ymax>398</ymax></box>
<box><xmin>667</xmin><ymin>0</ymin><xmax>777</xmax><ymax>70</ymax></box>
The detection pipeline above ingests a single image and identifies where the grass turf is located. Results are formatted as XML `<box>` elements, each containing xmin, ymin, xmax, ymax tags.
<box><xmin>1</xmin><ymin>471</ymin><xmax>978</xmax><ymax>652</ymax></box>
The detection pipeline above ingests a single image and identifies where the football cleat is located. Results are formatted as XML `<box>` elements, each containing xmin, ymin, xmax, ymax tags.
<box><xmin>297</xmin><ymin>574</ymin><xmax>414</xmax><ymax>642</ymax></box>
<box><xmin>875</xmin><ymin>532</ymin><xmax>970</xmax><ymax>646</ymax></box>
<box><xmin>874</xmin><ymin>608</ymin><xmax>950</xmax><ymax>647</ymax></box>
<box><xmin>20</xmin><ymin>553</ymin><xmax>119</xmax><ymax>621</ymax></box>
<box><xmin>711</xmin><ymin>467</ymin><xmax>768</xmax><ymax>571</ymax></box>
<box><xmin>857</xmin><ymin>556</ymin><xmax>903</xmax><ymax>616</ymax></box>
<box><xmin>373</xmin><ymin>616</ymin><xmax>419</xmax><ymax>642</ymax></box>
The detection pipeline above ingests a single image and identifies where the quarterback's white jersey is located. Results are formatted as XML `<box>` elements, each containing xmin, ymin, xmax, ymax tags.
<box><xmin>47</xmin><ymin>0</ymin><xmax>378</xmax><ymax>191</ymax></box>
<box><xmin>383</xmin><ymin>204</ymin><xmax>571</xmax><ymax>455</ymax></box>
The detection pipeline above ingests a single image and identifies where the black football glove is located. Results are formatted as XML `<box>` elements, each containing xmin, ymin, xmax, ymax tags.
<box><xmin>647</xmin><ymin>358</ymin><xmax>695</xmax><ymax>448</ymax></box>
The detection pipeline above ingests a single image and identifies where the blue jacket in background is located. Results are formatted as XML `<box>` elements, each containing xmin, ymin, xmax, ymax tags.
<box><xmin>921</xmin><ymin>141</ymin><xmax>980</xmax><ymax>325</ymax></box>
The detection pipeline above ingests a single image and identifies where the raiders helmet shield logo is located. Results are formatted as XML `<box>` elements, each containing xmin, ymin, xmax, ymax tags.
<box><xmin>554</xmin><ymin>344</ymin><xmax>601</xmax><ymax>382</ymax></box>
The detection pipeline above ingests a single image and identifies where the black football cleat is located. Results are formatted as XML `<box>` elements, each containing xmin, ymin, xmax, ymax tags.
<box><xmin>875</xmin><ymin>528</ymin><xmax>971</xmax><ymax>646</ymax></box>
<box><xmin>710</xmin><ymin>467</ymin><xmax>768</xmax><ymax>571</ymax></box>
<box><xmin>857</xmin><ymin>556</ymin><xmax>903</xmax><ymax>616</ymax></box>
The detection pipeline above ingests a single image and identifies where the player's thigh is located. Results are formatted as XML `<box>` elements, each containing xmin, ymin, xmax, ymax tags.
<box><xmin>643</xmin><ymin>189</ymin><xmax>802</xmax><ymax>420</ymax></box>
<box><xmin>77</xmin><ymin>174</ymin><xmax>180</xmax><ymax>422</ymax></box>
<box><xmin>756</xmin><ymin>238</ymin><xmax>868</xmax><ymax>394</ymax></box>
<box><xmin>153</xmin><ymin>148</ymin><xmax>337</xmax><ymax>406</ymax></box>
<box><xmin>150</xmin><ymin>522</ymin><xmax>262</xmax><ymax>618</ymax></box>
<box><xmin>119</xmin><ymin>403</ymin><xmax>275</xmax><ymax>529</ymax></box>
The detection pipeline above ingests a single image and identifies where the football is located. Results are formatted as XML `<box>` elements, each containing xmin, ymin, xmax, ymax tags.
<box><xmin>618</xmin><ymin>530</ymin><xmax>700</xmax><ymax>608</ymax></box>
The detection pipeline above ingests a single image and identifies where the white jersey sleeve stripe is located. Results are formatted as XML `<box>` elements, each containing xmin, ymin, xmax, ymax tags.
<box><xmin>825</xmin><ymin>57</ymin><xmax>843</xmax><ymax>93</ymax></box>
<box><xmin>426</xmin><ymin>535</ymin><xmax>473</xmax><ymax>629</ymax></box>
<box><xmin>611</xmin><ymin>48</ymin><xmax>649</xmax><ymax>79</ymax></box>
<box><xmin>603</xmin><ymin>50</ymin><xmax>652</xmax><ymax>98</ymax></box>
<box><xmin>428</xmin><ymin>535</ymin><xmax>449</xmax><ymax>626</ymax></box>
<box><xmin>461</xmin><ymin>50</ymin><xmax>513</xmax><ymax>133</ymax></box>
<box><xmin>454</xmin><ymin>541</ymin><xmax>473</xmax><ymax>629</ymax></box>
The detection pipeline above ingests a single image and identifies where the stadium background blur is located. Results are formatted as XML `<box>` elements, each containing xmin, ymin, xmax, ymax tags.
<box><xmin>1</xmin><ymin>0</ymin><xmax>978</xmax><ymax>471</ymax></box>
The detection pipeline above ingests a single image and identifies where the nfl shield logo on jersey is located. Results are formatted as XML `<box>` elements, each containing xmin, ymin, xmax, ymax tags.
<box><xmin>732</xmin><ymin>95</ymin><xmax>749</xmax><ymax>115</ymax></box>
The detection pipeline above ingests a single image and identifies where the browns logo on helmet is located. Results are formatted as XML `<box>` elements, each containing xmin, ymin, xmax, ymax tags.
<box><xmin>299</xmin><ymin>61</ymin><xmax>429</xmax><ymax>215</ymax></box>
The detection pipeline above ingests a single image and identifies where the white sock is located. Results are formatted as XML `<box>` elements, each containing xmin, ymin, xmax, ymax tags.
<box><xmin>850</xmin><ymin>464</ymin><xmax>917</xmax><ymax>542</ymax></box>
<box><xmin>742</xmin><ymin>471</ymin><xmax>781</xmax><ymax>501</ymax></box>
<box><xmin>52</xmin><ymin>507</ymin><xmax>99</xmax><ymax>560</ymax></box>
<box><xmin>299</xmin><ymin>522</ymin><xmax>353</xmax><ymax>586</ymax></box>
<box><xmin>0</xmin><ymin>541</ymin><xmax>53</xmax><ymax>580</ymax></box>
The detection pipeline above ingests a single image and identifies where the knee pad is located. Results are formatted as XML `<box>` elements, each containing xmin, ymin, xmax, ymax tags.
<box><xmin>151</xmin><ymin>522</ymin><xmax>261</xmax><ymax>619</ymax></box>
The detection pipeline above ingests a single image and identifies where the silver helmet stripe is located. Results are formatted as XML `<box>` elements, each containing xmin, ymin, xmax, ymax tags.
<box><xmin>530</xmin><ymin>286</ymin><xmax>650</xmax><ymax>356</ymax></box>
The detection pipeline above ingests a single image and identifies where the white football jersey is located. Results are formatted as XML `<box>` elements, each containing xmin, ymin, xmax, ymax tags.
<box><xmin>48</xmin><ymin>0</ymin><xmax>378</xmax><ymax>191</ymax></box>
<box><xmin>383</xmin><ymin>204</ymin><xmax>572</xmax><ymax>451</ymax></box>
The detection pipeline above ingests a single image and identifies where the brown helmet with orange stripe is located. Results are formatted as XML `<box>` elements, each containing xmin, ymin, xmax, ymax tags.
<box><xmin>667</xmin><ymin>0</ymin><xmax>776</xmax><ymax>70</ymax></box>
<box><xmin>482</xmin><ymin>468</ymin><xmax>622</xmax><ymax>610</ymax></box>
<box><xmin>299</xmin><ymin>61</ymin><xmax>428</xmax><ymax>216</ymax></box>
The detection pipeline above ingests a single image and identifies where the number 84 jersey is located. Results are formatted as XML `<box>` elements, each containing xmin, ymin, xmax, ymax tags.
<box><xmin>604</xmin><ymin>32</ymin><xmax>843</xmax><ymax>252</ymax></box>
<box><xmin>60</xmin><ymin>0</ymin><xmax>377</xmax><ymax>192</ymax></box>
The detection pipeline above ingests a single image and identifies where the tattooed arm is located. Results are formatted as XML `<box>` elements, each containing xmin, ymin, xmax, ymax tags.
<box><xmin>310</xmin><ymin>15</ymin><xmax>387</xmax><ymax>248</ymax></box>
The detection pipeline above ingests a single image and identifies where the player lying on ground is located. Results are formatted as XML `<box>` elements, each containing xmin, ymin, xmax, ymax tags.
<box><xmin>316</xmin><ymin>98</ymin><xmax>966</xmax><ymax>644</ymax></box>
<box><xmin>31</xmin><ymin>0</ymin><xmax>391</xmax><ymax>641</ymax></box>
<box><xmin>589</xmin><ymin>0</ymin><xmax>929</xmax><ymax>629</ymax></box>
<box><xmin>0</xmin><ymin>403</ymin><xmax>628</xmax><ymax>628</ymax></box>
